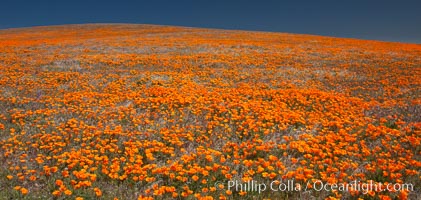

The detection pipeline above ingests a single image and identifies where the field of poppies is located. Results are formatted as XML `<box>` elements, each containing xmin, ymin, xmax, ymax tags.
<box><xmin>0</xmin><ymin>24</ymin><xmax>420</xmax><ymax>199</ymax></box>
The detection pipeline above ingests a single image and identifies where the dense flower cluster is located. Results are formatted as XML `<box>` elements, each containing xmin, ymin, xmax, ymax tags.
<box><xmin>0</xmin><ymin>24</ymin><xmax>420</xmax><ymax>199</ymax></box>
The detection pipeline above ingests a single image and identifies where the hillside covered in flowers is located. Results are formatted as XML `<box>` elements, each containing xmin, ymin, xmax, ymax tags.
<box><xmin>0</xmin><ymin>24</ymin><xmax>420</xmax><ymax>199</ymax></box>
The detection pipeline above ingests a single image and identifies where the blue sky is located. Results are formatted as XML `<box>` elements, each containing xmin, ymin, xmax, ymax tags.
<box><xmin>1</xmin><ymin>0</ymin><xmax>420</xmax><ymax>43</ymax></box>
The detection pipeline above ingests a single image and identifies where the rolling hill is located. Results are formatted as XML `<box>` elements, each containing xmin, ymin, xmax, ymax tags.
<box><xmin>0</xmin><ymin>24</ymin><xmax>420</xmax><ymax>199</ymax></box>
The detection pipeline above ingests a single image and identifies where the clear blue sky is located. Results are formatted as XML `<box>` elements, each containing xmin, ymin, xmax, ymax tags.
<box><xmin>1</xmin><ymin>0</ymin><xmax>420</xmax><ymax>43</ymax></box>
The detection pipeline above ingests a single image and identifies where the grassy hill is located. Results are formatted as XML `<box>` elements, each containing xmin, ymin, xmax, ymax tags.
<box><xmin>0</xmin><ymin>24</ymin><xmax>420</xmax><ymax>199</ymax></box>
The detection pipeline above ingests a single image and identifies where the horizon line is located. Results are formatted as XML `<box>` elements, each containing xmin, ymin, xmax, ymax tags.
<box><xmin>1</xmin><ymin>22</ymin><xmax>420</xmax><ymax>45</ymax></box>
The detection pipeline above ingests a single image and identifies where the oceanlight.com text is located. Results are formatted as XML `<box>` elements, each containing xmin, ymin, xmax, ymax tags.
<box><xmin>219</xmin><ymin>179</ymin><xmax>414</xmax><ymax>194</ymax></box>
